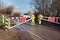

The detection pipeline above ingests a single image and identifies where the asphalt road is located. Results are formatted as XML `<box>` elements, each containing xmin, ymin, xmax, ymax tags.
<box><xmin>14</xmin><ymin>21</ymin><xmax>60</xmax><ymax>40</ymax></box>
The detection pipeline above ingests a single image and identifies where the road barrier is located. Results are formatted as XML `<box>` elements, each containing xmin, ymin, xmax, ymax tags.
<box><xmin>3</xmin><ymin>16</ymin><xmax>28</xmax><ymax>29</ymax></box>
<box><xmin>1</xmin><ymin>15</ymin><xmax>60</xmax><ymax>30</ymax></box>
<box><xmin>0</xmin><ymin>15</ymin><xmax>27</xmax><ymax>29</ymax></box>
<box><xmin>48</xmin><ymin>17</ymin><xmax>55</xmax><ymax>22</ymax></box>
<box><xmin>19</xmin><ymin>17</ymin><xmax>26</xmax><ymax>23</ymax></box>
<box><xmin>10</xmin><ymin>19</ymin><xmax>31</xmax><ymax>29</ymax></box>
<box><xmin>9</xmin><ymin>16</ymin><xmax>26</xmax><ymax>22</ymax></box>
<box><xmin>42</xmin><ymin>17</ymin><xmax>60</xmax><ymax>24</ymax></box>
<box><xmin>5</xmin><ymin>16</ymin><xmax>9</xmax><ymax>29</ymax></box>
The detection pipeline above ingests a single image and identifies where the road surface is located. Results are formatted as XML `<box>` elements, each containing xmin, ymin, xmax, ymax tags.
<box><xmin>14</xmin><ymin>21</ymin><xmax>60</xmax><ymax>40</ymax></box>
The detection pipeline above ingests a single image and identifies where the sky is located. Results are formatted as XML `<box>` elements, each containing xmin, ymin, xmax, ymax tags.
<box><xmin>2</xmin><ymin>0</ymin><xmax>33</xmax><ymax>13</ymax></box>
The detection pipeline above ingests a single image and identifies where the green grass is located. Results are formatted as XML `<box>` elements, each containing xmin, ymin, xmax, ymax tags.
<box><xmin>0</xmin><ymin>16</ymin><xmax>2</xmax><ymax>22</ymax></box>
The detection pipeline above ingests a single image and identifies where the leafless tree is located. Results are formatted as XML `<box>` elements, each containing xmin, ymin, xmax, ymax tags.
<box><xmin>31</xmin><ymin>0</ymin><xmax>52</xmax><ymax>16</ymax></box>
<box><xmin>11</xmin><ymin>12</ymin><xmax>21</xmax><ymax>16</ymax></box>
<box><xmin>0</xmin><ymin>6</ymin><xmax>14</xmax><ymax>15</ymax></box>
<box><xmin>6</xmin><ymin>6</ymin><xmax>14</xmax><ymax>15</ymax></box>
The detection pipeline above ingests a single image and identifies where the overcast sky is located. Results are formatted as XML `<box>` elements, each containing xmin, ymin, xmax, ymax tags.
<box><xmin>2</xmin><ymin>0</ymin><xmax>33</xmax><ymax>13</ymax></box>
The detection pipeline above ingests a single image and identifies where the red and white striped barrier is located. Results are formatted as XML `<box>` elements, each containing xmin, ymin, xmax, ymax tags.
<box><xmin>9</xmin><ymin>17</ymin><xmax>26</xmax><ymax>23</ymax></box>
<box><xmin>48</xmin><ymin>17</ymin><xmax>55</xmax><ymax>22</ymax></box>
<box><xmin>19</xmin><ymin>17</ymin><xmax>26</xmax><ymax>23</ymax></box>
<box><xmin>10</xmin><ymin>17</ymin><xmax>19</xmax><ymax>20</ymax></box>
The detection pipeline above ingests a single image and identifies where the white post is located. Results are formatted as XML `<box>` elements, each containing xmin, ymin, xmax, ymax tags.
<box><xmin>48</xmin><ymin>17</ymin><xmax>50</xmax><ymax>21</ymax></box>
<box><xmin>18</xmin><ymin>18</ymin><xmax>19</xmax><ymax>23</ymax></box>
<box><xmin>16</xmin><ymin>17</ymin><xmax>19</xmax><ymax>24</ymax></box>
<box><xmin>25</xmin><ymin>17</ymin><xmax>26</xmax><ymax>22</ymax></box>
<box><xmin>56</xmin><ymin>17</ymin><xmax>59</xmax><ymax>23</ymax></box>
<box><xmin>2</xmin><ymin>15</ymin><xmax>4</xmax><ymax>23</ymax></box>
<box><xmin>8</xmin><ymin>18</ymin><xmax>10</xmax><ymax>29</ymax></box>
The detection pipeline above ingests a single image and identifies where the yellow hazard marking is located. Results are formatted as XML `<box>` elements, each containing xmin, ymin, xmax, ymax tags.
<box><xmin>5</xmin><ymin>22</ymin><xmax>8</xmax><ymax>24</ymax></box>
<box><xmin>5</xmin><ymin>18</ymin><xmax>8</xmax><ymax>21</ymax></box>
<box><xmin>5</xmin><ymin>26</ymin><xmax>8</xmax><ymax>28</ymax></box>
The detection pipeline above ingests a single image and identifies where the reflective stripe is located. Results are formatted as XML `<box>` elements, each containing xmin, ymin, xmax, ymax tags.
<box><xmin>20</xmin><ymin>17</ymin><xmax>22</xmax><ymax>18</ymax></box>
<box><xmin>5</xmin><ymin>22</ymin><xmax>8</xmax><ymax>24</ymax></box>
<box><xmin>12</xmin><ymin>17</ymin><xmax>14</xmax><ymax>19</ymax></box>
<box><xmin>6</xmin><ymin>16</ymin><xmax>26</xmax><ymax>20</ymax></box>
<box><xmin>5</xmin><ymin>26</ymin><xmax>8</xmax><ymax>28</ymax></box>
<box><xmin>5</xmin><ymin>17</ymin><xmax>9</xmax><ymax>29</ymax></box>
<box><xmin>19</xmin><ymin>17</ymin><xmax>26</xmax><ymax>22</ymax></box>
<box><xmin>23</xmin><ymin>17</ymin><xmax>25</xmax><ymax>18</ymax></box>
<box><xmin>16</xmin><ymin>17</ymin><xmax>18</xmax><ymax>19</ymax></box>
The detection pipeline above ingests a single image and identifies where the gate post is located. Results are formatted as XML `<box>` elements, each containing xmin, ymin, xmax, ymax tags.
<box><xmin>2</xmin><ymin>15</ymin><xmax>4</xmax><ymax>23</ymax></box>
<box><xmin>8</xmin><ymin>18</ymin><xmax>10</xmax><ymax>29</ymax></box>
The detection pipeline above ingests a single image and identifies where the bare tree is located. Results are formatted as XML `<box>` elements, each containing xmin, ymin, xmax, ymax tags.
<box><xmin>0</xmin><ymin>0</ymin><xmax>14</xmax><ymax>15</ymax></box>
<box><xmin>31</xmin><ymin>0</ymin><xmax>52</xmax><ymax>16</ymax></box>
<box><xmin>0</xmin><ymin>6</ymin><xmax>14</xmax><ymax>15</ymax></box>
<box><xmin>11</xmin><ymin>12</ymin><xmax>21</xmax><ymax>16</ymax></box>
<box><xmin>31</xmin><ymin>0</ymin><xmax>43</xmax><ymax>13</ymax></box>
<box><xmin>6</xmin><ymin>6</ymin><xmax>14</xmax><ymax>15</ymax></box>
<box><xmin>49</xmin><ymin>0</ymin><xmax>60</xmax><ymax>17</ymax></box>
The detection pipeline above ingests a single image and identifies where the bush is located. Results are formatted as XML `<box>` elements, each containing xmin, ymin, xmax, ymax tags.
<box><xmin>0</xmin><ymin>22</ymin><xmax>5</xmax><ymax>29</ymax></box>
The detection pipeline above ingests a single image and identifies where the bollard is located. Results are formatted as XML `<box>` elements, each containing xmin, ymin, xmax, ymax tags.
<box><xmin>5</xmin><ymin>16</ymin><xmax>9</xmax><ymax>30</ymax></box>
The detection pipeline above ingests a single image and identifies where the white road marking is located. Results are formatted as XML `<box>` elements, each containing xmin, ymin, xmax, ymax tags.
<box><xmin>21</xmin><ymin>25</ymin><xmax>44</xmax><ymax>40</ymax></box>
